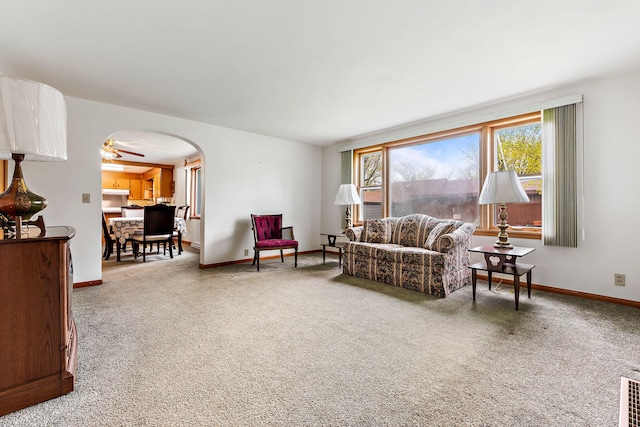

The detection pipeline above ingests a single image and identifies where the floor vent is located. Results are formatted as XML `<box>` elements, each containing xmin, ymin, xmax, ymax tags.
<box><xmin>620</xmin><ymin>377</ymin><xmax>639</xmax><ymax>427</ymax></box>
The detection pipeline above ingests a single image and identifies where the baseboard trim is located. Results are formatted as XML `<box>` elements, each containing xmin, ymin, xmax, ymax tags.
<box><xmin>199</xmin><ymin>250</ymin><xmax>321</xmax><ymax>269</ymax></box>
<box><xmin>73</xmin><ymin>280</ymin><xmax>102</xmax><ymax>289</ymax></box>
<box><xmin>474</xmin><ymin>273</ymin><xmax>640</xmax><ymax>308</ymax></box>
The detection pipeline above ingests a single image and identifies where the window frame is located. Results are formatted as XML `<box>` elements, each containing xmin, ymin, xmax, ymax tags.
<box><xmin>187</xmin><ymin>159</ymin><xmax>202</xmax><ymax>219</ymax></box>
<box><xmin>353</xmin><ymin>112</ymin><xmax>542</xmax><ymax>240</ymax></box>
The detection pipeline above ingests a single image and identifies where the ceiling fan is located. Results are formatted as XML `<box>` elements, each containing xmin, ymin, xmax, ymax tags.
<box><xmin>101</xmin><ymin>139</ymin><xmax>145</xmax><ymax>160</ymax></box>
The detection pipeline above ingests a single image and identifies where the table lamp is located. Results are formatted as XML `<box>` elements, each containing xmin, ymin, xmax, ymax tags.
<box><xmin>334</xmin><ymin>183</ymin><xmax>361</xmax><ymax>229</ymax></box>
<box><xmin>478</xmin><ymin>170</ymin><xmax>529</xmax><ymax>248</ymax></box>
<box><xmin>0</xmin><ymin>75</ymin><xmax>67</xmax><ymax>238</ymax></box>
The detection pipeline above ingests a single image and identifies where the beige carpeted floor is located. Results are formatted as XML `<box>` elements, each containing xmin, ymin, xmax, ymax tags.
<box><xmin>2</xmin><ymin>246</ymin><xmax>639</xmax><ymax>426</ymax></box>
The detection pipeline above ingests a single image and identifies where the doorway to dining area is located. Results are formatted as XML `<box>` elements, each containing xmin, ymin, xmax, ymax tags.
<box><xmin>100</xmin><ymin>130</ymin><xmax>202</xmax><ymax>265</ymax></box>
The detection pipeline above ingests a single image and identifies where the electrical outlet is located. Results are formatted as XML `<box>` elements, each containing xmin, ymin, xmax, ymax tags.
<box><xmin>244</xmin><ymin>249</ymin><xmax>249</xmax><ymax>257</ymax></box>
<box><xmin>82</xmin><ymin>193</ymin><xmax>90</xmax><ymax>203</ymax></box>
<box><xmin>614</xmin><ymin>273</ymin><xmax>625</xmax><ymax>286</ymax></box>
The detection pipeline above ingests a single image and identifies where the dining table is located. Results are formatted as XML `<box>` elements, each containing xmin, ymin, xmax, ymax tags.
<box><xmin>109</xmin><ymin>216</ymin><xmax>187</xmax><ymax>261</ymax></box>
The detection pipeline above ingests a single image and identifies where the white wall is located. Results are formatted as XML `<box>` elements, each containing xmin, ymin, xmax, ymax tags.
<box><xmin>321</xmin><ymin>146</ymin><xmax>343</xmax><ymax>234</ymax></box>
<box><xmin>27</xmin><ymin>97</ymin><xmax>321</xmax><ymax>284</ymax></box>
<box><xmin>323</xmin><ymin>69</ymin><xmax>640</xmax><ymax>303</ymax></box>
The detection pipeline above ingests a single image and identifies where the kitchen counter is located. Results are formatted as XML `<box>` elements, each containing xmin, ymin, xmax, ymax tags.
<box><xmin>102</xmin><ymin>207</ymin><xmax>122</xmax><ymax>214</ymax></box>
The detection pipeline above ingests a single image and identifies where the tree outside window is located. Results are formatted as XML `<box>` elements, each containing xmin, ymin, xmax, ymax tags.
<box><xmin>494</xmin><ymin>121</ymin><xmax>542</xmax><ymax>227</ymax></box>
<box><xmin>358</xmin><ymin>151</ymin><xmax>383</xmax><ymax>221</ymax></box>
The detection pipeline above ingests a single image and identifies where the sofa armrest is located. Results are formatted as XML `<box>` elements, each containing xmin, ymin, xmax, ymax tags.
<box><xmin>345</xmin><ymin>226</ymin><xmax>363</xmax><ymax>242</ymax></box>
<box><xmin>435</xmin><ymin>223</ymin><xmax>475</xmax><ymax>252</ymax></box>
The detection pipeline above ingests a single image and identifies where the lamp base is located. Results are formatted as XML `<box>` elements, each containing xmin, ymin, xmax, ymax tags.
<box><xmin>0</xmin><ymin>154</ymin><xmax>47</xmax><ymax>222</ymax></box>
<box><xmin>493</xmin><ymin>203</ymin><xmax>513</xmax><ymax>248</ymax></box>
<box><xmin>344</xmin><ymin>206</ymin><xmax>352</xmax><ymax>230</ymax></box>
<box><xmin>493</xmin><ymin>240</ymin><xmax>513</xmax><ymax>249</ymax></box>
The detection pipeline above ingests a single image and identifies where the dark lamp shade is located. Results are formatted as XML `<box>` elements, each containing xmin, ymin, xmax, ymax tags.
<box><xmin>478</xmin><ymin>171</ymin><xmax>529</xmax><ymax>205</ymax></box>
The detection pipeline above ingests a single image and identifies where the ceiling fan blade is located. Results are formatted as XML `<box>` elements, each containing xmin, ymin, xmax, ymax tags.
<box><xmin>116</xmin><ymin>149</ymin><xmax>145</xmax><ymax>157</ymax></box>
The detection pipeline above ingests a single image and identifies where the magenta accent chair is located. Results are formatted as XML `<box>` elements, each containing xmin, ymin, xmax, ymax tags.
<box><xmin>251</xmin><ymin>214</ymin><xmax>298</xmax><ymax>271</ymax></box>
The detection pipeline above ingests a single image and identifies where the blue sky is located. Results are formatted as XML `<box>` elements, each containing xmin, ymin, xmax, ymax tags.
<box><xmin>390</xmin><ymin>133</ymin><xmax>480</xmax><ymax>180</ymax></box>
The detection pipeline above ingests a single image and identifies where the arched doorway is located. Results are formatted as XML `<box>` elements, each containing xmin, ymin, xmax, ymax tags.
<box><xmin>100</xmin><ymin>130</ymin><xmax>204</xmax><ymax>266</ymax></box>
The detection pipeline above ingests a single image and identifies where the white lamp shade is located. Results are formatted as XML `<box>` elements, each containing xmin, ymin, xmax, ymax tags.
<box><xmin>0</xmin><ymin>75</ymin><xmax>67</xmax><ymax>161</ymax></box>
<box><xmin>334</xmin><ymin>184</ymin><xmax>362</xmax><ymax>205</ymax></box>
<box><xmin>478</xmin><ymin>171</ymin><xmax>529</xmax><ymax>204</ymax></box>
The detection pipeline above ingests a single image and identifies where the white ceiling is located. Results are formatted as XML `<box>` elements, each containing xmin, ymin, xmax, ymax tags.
<box><xmin>2</xmin><ymin>1</ymin><xmax>640</xmax><ymax>149</ymax></box>
<box><xmin>105</xmin><ymin>131</ymin><xmax>198</xmax><ymax>167</ymax></box>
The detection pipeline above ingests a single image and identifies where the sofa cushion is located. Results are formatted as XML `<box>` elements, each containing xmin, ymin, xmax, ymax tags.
<box><xmin>376</xmin><ymin>245</ymin><xmax>441</xmax><ymax>265</ymax></box>
<box><xmin>345</xmin><ymin>241</ymin><xmax>403</xmax><ymax>258</ymax></box>
<box><xmin>391</xmin><ymin>214</ymin><xmax>437</xmax><ymax>247</ymax></box>
<box><xmin>362</xmin><ymin>219</ymin><xmax>391</xmax><ymax>243</ymax></box>
<box><xmin>424</xmin><ymin>220</ymin><xmax>458</xmax><ymax>250</ymax></box>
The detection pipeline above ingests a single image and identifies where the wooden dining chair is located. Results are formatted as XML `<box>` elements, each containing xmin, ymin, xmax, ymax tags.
<box><xmin>101</xmin><ymin>211</ymin><xmax>117</xmax><ymax>260</ymax></box>
<box><xmin>173</xmin><ymin>205</ymin><xmax>190</xmax><ymax>254</ymax></box>
<box><xmin>130</xmin><ymin>204</ymin><xmax>176</xmax><ymax>262</ymax></box>
<box><xmin>176</xmin><ymin>205</ymin><xmax>190</xmax><ymax>220</ymax></box>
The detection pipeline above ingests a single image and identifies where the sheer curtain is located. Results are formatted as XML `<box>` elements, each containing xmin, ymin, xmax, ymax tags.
<box><xmin>340</xmin><ymin>150</ymin><xmax>351</xmax><ymax>185</ymax></box>
<box><xmin>542</xmin><ymin>104</ymin><xmax>577</xmax><ymax>247</ymax></box>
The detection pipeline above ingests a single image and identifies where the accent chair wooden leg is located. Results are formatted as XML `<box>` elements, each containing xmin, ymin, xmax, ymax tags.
<box><xmin>295</xmin><ymin>249</ymin><xmax>298</xmax><ymax>268</ymax></box>
<box><xmin>280</xmin><ymin>249</ymin><xmax>284</xmax><ymax>262</ymax></box>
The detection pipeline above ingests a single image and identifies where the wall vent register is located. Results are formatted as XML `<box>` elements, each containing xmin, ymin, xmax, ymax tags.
<box><xmin>620</xmin><ymin>376</ymin><xmax>639</xmax><ymax>427</ymax></box>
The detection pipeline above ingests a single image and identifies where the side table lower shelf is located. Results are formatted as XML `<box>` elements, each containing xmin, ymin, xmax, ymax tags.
<box><xmin>469</xmin><ymin>261</ymin><xmax>535</xmax><ymax>310</ymax></box>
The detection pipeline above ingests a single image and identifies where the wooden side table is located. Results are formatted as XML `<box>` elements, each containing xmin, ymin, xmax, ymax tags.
<box><xmin>321</xmin><ymin>232</ymin><xmax>346</xmax><ymax>267</ymax></box>
<box><xmin>468</xmin><ymin>245</ymin><xmax>535</xmax><ymax>310</ymax></box>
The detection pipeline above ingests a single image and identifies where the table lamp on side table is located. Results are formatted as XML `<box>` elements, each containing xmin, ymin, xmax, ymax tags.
<box><xmin>0</xmin><ymin>75</ymin><xmax>67</xmax><ymax>238</ymax></box>
<box><xmin>334</xmin><ymin>183</ymin><xmax>362</xmax><ymax>230</ymax></box>
<box><xmin>478</xmin><ymin>170</ymin><xmax>530</xmax><ymax>248</ymax></box>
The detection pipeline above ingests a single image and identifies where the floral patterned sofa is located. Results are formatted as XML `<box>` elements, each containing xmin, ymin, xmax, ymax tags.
<box><xmin>343</xmin><ymin>214</ymin><xmax>476</xmax><ymax>298</ymax></box>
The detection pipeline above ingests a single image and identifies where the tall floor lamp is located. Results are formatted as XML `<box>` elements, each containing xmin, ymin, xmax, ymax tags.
<box><xmin>478</xmin><ymin>171</ymin><xmax>529</xmax><ymax>248</ymax></box>
<box><xmin>0</xmin><ymin>75</ymin><xmax>67</xmax><ymax>238</ymax></box>
<box><xmin>334</xmin><ymin>184</ymin><xmax>361</xmax><ymax>230</ymax></box>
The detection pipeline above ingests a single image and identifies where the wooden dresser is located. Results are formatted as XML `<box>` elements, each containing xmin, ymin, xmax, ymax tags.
<box><xmin>0</xmin><ymin>226</ymin><xmax>78</xmax><ymax>416</ymax></box>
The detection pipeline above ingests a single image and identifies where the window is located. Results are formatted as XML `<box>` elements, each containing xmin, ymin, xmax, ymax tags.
<box><xmin>388</xmin><ymin>132</ymin><xmax>480</xmax><ymax>222</ymax></box>
<box><xmin>188</xmin><ymin>162</ymin><xmax>202</xmax><ymax>218</ymax></box>
<box><xmin>492</xmin><ymin>120</ymin><xmax>542</xmax><ymax>228</ymax></box>
<box><xmin>353</xmin><ymin>112</ymin><xmax>542</xmax><ymax>238</ymax></box>
<box><xmin>358</xmin><ymin>150</ymin><xmax>383</xmax><ymax>221</ymax></box>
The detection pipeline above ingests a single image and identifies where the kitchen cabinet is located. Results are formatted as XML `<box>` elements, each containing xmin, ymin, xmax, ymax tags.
<box><xmin>158</xmin><ymin>168</ymin><xmax>174</xmax><ymax>198</ymax></box>
<box><xmin>129</xmin><ymin>179</ymin><xmax>143</xmax><ymax>199</ymax></box>
<box><xmin>143</xmin><ymin>167</ymin><xmax>174</xmax><ymax>199</ymax></box>
<box><xmin>102</xmin><ymin>177</ymin><xmax>130</xmax><ymax>190</ymax></box>
<box><xmin>0</xmin><ymin>226</ymin><xmax>77</xmax><ymax>416</ymax></box>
